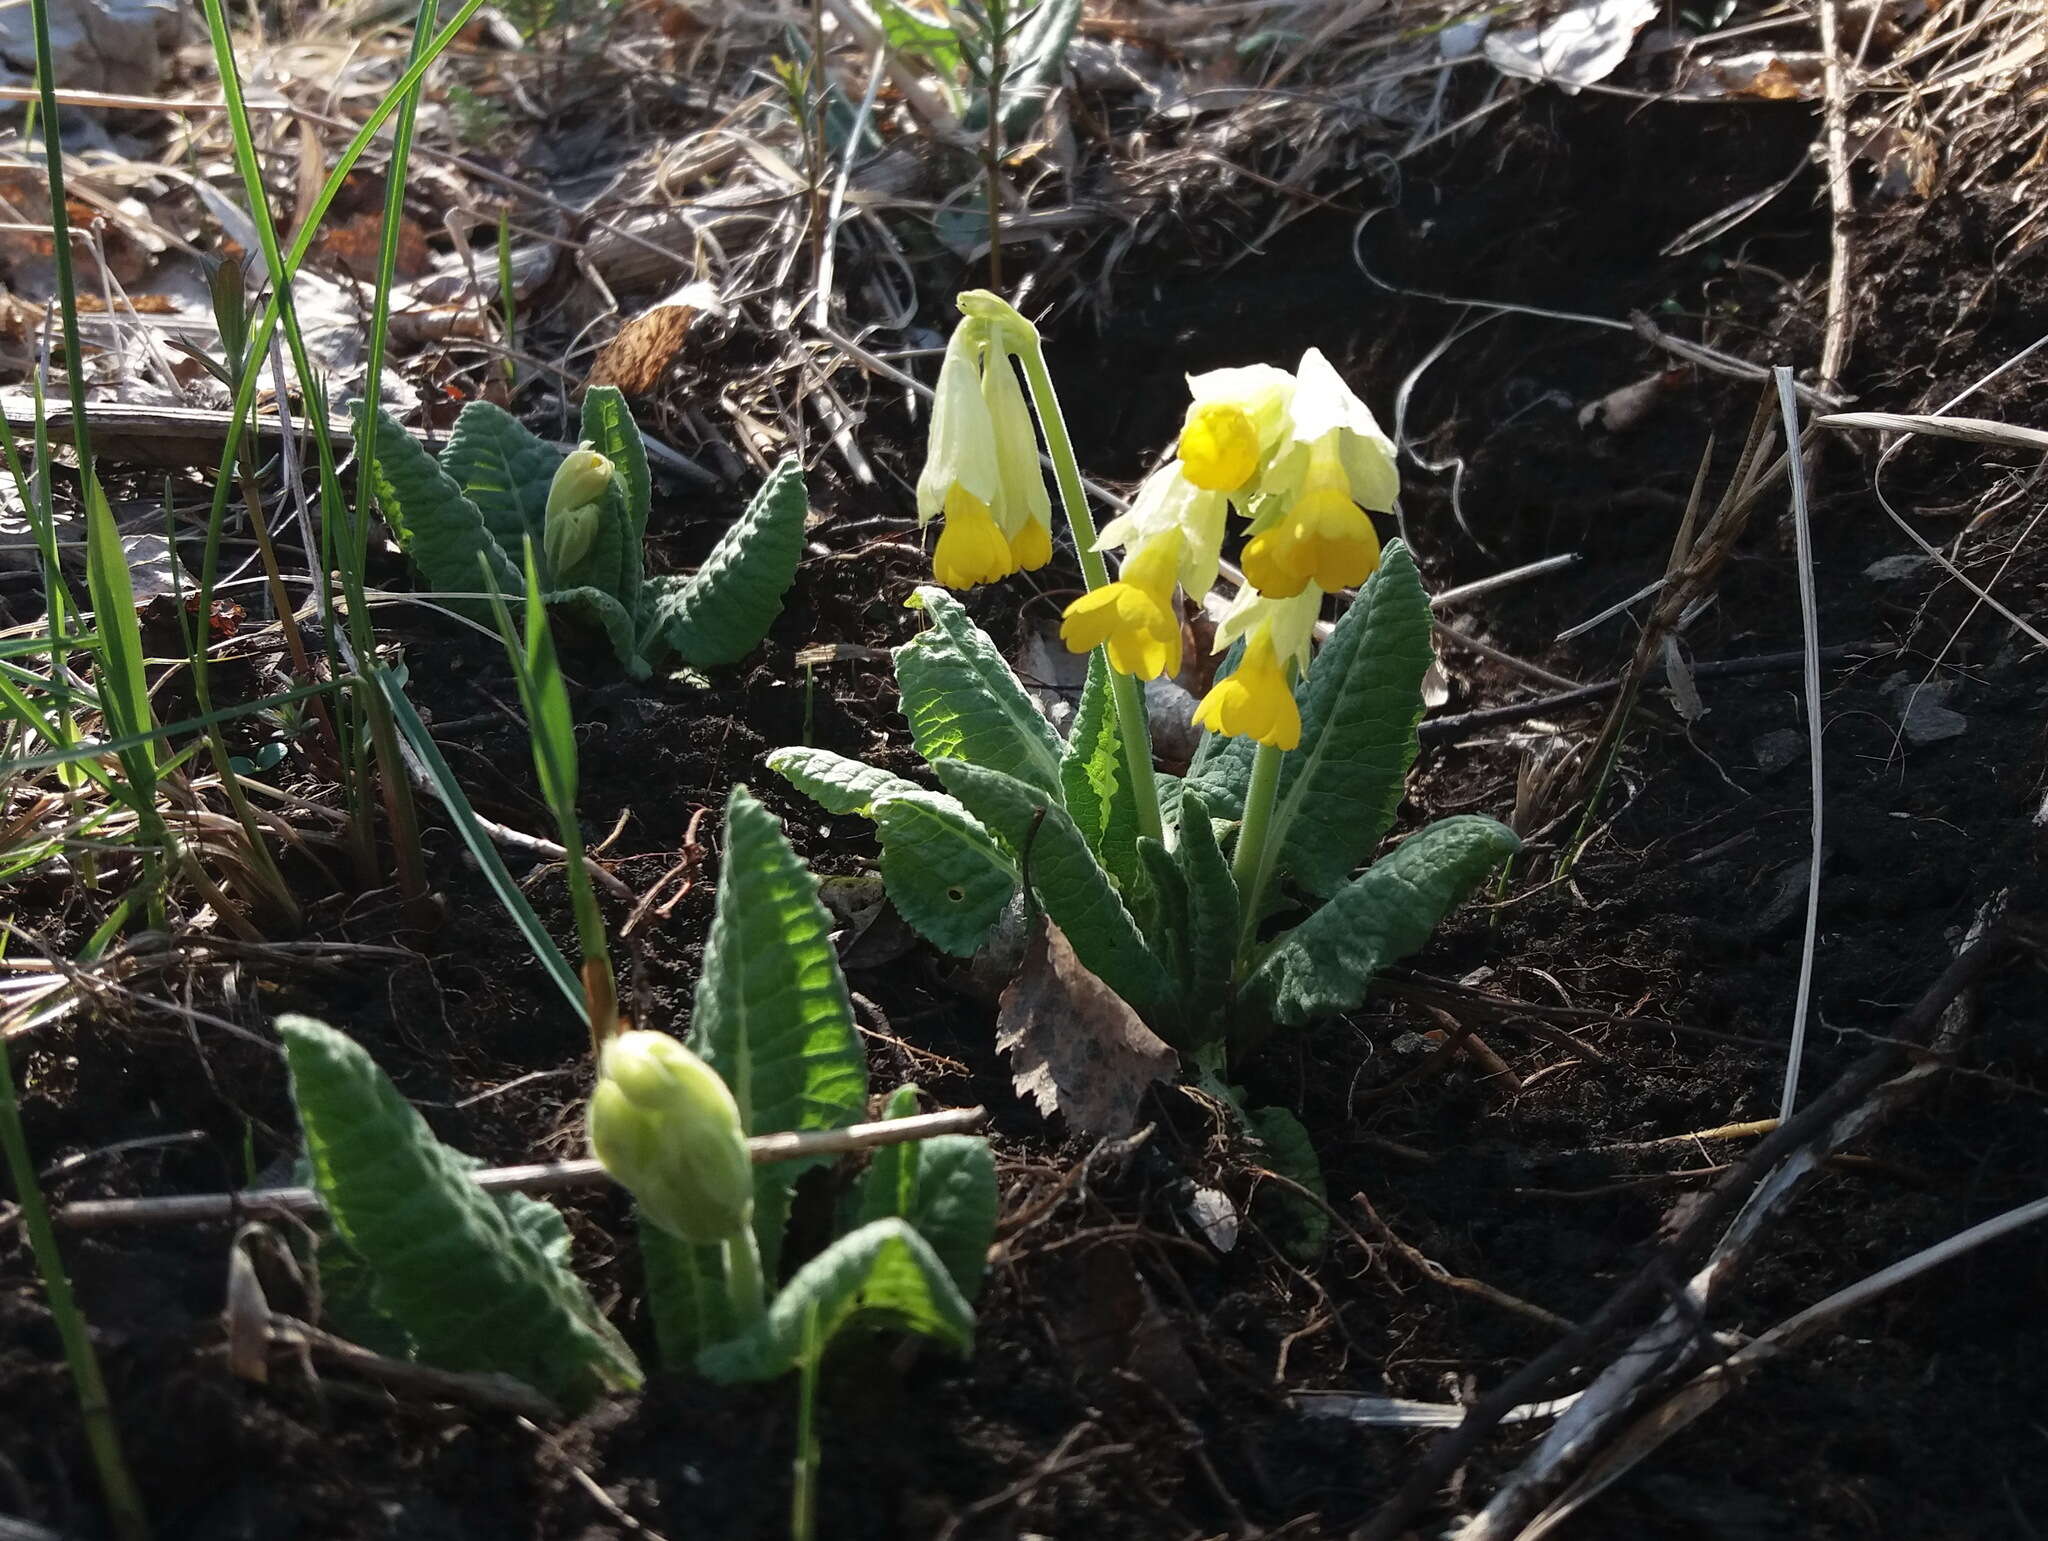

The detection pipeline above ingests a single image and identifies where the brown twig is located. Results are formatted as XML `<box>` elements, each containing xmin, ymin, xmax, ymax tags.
<box><xmin>52</xmin><ymin>1107</ymin><xmax>988</xmax><ymax>1230</ymax></box>
<box><xmin>1351</xmin><ymin>1191</ymin><xmax>1575</xmax><ymax>1335</ymax></box>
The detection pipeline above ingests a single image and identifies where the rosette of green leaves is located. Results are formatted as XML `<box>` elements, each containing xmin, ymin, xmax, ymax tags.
<box><xmin>770</xmin><ymin>543</ymin><xmax>1519</xmax><ymax>1052</ymax></box>
<box><xmin>357</xmin><ymin>386</ymin><xmax>807</xmax><ymax>677</ymax></box>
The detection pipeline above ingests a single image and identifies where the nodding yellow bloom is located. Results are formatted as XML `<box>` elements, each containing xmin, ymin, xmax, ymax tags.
<box><xmin>933</xmin><ymin>486</ymin><xmax>1017</xmax><ymax>590</ymax></box>
<box><xmin>1193</xmin><ymin>631</ymin><xmax>1300</xmax><ymax>750</ymax></box>
<box><xmin>1060</xmin><ymin>529</ymin><xmax>1184</xmax><ymax>681</ymax></box>
<box><xmin>916</xmin><ymin>315</ymin><xmax>1052</xmax><ymax>588</ymax></box>
<box><xmin>1240</xmin><ymin>440</ymin><xmax>1382</xmax><ymax>597</ymax></box>
<box><xmin>1180</xmin><ymin>364</ymin><xmax>1295</xmax><ymax>496</ymax></box>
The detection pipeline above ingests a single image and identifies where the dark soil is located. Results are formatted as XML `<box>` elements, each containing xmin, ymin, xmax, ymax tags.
<box><xmin>7</xmin><ymin>86</ymin><xmax>2048</xmax><ymax>1541</ymax></box>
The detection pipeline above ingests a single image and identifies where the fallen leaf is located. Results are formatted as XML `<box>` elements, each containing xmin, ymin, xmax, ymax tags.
<box><xmin>996</xmin><ymin>919</ymin><xmax>1178</xmax><ymax>1138</ymax></box>
<box><xmin>585</xmin><ymin>304</ymin><xmax>695</xmax><ymax>396</ymax></box>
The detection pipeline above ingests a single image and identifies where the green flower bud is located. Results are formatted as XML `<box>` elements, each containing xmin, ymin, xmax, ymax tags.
<box><xmin>543</xmin><ymin>445</ymin><xmax>615</xmax><ymax>577</ymax></box>
<box><xmin>547</xmin><ymin>445</ymin><xmax>615</xmax><ymax>519</ymax></box>
<box><xmin>588</xmin><ymin>1030</ymin><xmax>752</xmax><ymax>1244</ymax></box>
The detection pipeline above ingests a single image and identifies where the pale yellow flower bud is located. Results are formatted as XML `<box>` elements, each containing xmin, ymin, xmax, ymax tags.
<box><xmin>543</xmin><ymin>446</ymin><xmax>616</xmax><ymax>578</ymax></box>
<box><xmin>587</xmin><ymin>1030</ymin><xmax>753</xmax><ymax>1245</ymax></box>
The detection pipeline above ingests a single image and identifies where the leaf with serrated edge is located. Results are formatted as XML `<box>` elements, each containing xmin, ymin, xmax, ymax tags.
<box><xmin>767</xmin><ymin>745</ymin><xmax>923</xmax><ymax>817</ymax></box>
<box><xmin>697</xmin><ymin>1218</ymin><xmax>974</xmax><ymax>1383</ymax></box>
<box><xmin>545</xmin><ymin>583</ymin><xmax>646</xmax><ymax>677</ymax></box>
<box><xmin>279</xmin><ymin>1015</ymin><xmax>639</xmax><ymax>1408</ymax></box>
<box><xmin>1265</xmin><ymin>542</ymin><xmax>1435</xmax><ymax>899</ymax></box>
<box><xmin>1244</xmin><ymin>815</ymin><xmax>1518</xmax><ymax>1026</ymax></box>
<box><xmin>1059</xmin><ymin>649</ymin><xmax>1141</xmax><ymax>889</ymax></box>
<box><xmin>934</xmin><ymin>759</ymin><xmax>1171</xmax><ymax>1016</ymax></box>
<box><xmin>690</xmin><ymin>786</ymin><xmax>867</xmax><ymax>1276</ymax></box>
<box><xmin>874</xmin><ymin>790</ymin><xmax>1016</xmax><ymax>956</ymax></box>
<box><xmin>358</xmin><ymin>404</ymin><xmax>518</xmax><ymax>597</ymax></box>
<box><xmin>440</xmin><ymin>399</ymin><xmax>557</xmax><ymax>551</ymax></box>
<box><xmin>651</xmin><ymin>456</ymin><xmax>807</xmax><ymax>666</ymax></box>
<box><xmin>996</xmin><ymin>919</ymin><xmax>1179</xmax><ymax>1138</ymax></box>
<box><xmin>580</xmin><ymin>385</ymin><xmax>651</xmax><ymax>547</ymax></box>
<box><xmin>855</xmin><ymin>1087</ymin><xmax>997</xmax><ymax>1303</ymax></box>
<box><xmin>1175</xmin><ymin>792</ymin><xmax>1239</xmax><ymax>1042</ymax></box>
<box><xmin>1245</xmin><ymin>1103</ymin><xmax>1328</xmax><ymax>1262</ymax></box>
<box><xmin>639</xmin><ymin>1221</ymin><xmax>739</xmax><ymax>1370</ymax></box>
<box><xmin>898</xmin><ymin>587</ymin><xmax>1065</xmax><ymax>800</ymax></box>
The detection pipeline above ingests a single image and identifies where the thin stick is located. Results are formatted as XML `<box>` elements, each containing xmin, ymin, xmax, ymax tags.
<box><xmin>52</xmin><ymin>1107</ymin><xmax>989</xmax><ymax>1230</ymax></box>
<box><xmin>1773</xmin><ymin>366</ymin><xmax>1825</xmax><ymax>1121</ymax></box>
<box><xmin>1815</xmin><ymin>0</ymin><xmax>1858</xmax><ymax>395</ymax></box>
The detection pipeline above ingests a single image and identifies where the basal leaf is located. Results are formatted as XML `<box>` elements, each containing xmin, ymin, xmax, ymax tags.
<box><xmin>934</xmin><ymin>760</ymin><xmax>1171</xmax><ymax>1017</ymax></box>
<box><xmin>1243</xmin><ymin>815</ymin><xmax>1518</xmax><ymax>1027</ymax></box>
<box><xmin>897</xmin><ymin>587</ymin><xmax>1065</xmax><ymax>800</ymax></box>
<box><xmin>278</xmin><ymin>1015</ymin><xmax>640</xmax><ymax>1408</ymax></box>
<box><xmin>1059</xmin><ymin>649</ymin><xmax>1141</xmax><ymax>891</ymax></box>
<box><xmin>1266</xmin><ymin>542</ymin><xmax>1434</xmax><ymax>899</ymax></box>
<box><xmin>580</xmin><ymin>384</ymin><xmax>652</xmax><ymax>547</ymax></box>
<box><xmin>439</xmin><ymin>399</ymin><xmax>556</xmax><ymax>552</ymax></box>
<box><xmin>545</xmin><ymin>583</ymin><xmax>647</xmax><ymax>677</ymax></box>
<box><xmin>650</xmin><ymin>456</ymin><xmax>808</xmax><ymax>667</ymax></box>
<box><xmin>639</xmin><ymin>1221</ymin><xmax>740</xmax><ymax>1370</ymax></box>
<box><xmin>855</xmin><ymin>1088</ymin><xmax>998</xmax><ymax>1303</ymax></box>
<box><xmin>1136</xmin><ymin>837</ymin><xmax>1189</xmax><ymax>1022</ymax></box>
<box><xmin>767</xmin><ymin>746</ymin><xmax>922</xmax><ymax>817</ymax></box>
<box><xmin>690</xmin><ymin>786</ymin><xmax>867</xmax><ymax>1275</ymax></box>
<box><xmin>1245</xmin><ymin>1104</ymin><xmax>1328</xmax><ymax>1262</ymax></box>
<box><xmin>358</xmin><ymin>404</ymin><xmax>518</xmax><ymax>597</ymax></box>
<box><xmin>696</xmin><ymin>1218</ymin><xmax>974</xmax><ymax>1384</ymax></box>
<box><xmin>873</xmin><ymin>790</ymin><xmax>1016</xmax><ymax>956</ymax></box>
<box><xmin>1175</xmin><ymin>792</ymin><xmax>1239</xmax><ymax>1043</ymax></box>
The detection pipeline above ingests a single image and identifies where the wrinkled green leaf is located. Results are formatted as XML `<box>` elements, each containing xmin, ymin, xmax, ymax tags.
<box><xmin>1243</xmin><ymin>815</ymin><xmax>1518</xmax><ymax>1026</ymax></box>
<box><xmin>1175</xmin><ymin>792</ymin><xmax>1238</xmax><ymax>1041</ymax></box>
<box><xmin>874</xmin><ymin>790</ymin><xmax>1016</xmax><ymax>956</ymax></box>
<box><xmin>278</xmin><ymin>1015</ymin><xmax>640</xmax><ymax>1408</ymax></box>
<box><xmin>897</xmin><ymin>587</ymin><xmax>1064</xmax><ymax>800</ymax></box>
<box><xmin>546</xmin><ymin>583</ymin><xmax>646</xmax><ymax>677</ymax></box>
<box><xmin>639</xmin><ymin>1222</ymin><xmax>739</xmax><ymax>1370</ymax></box>
<box><xmin>1060</xmin><ymin>649</ymin><xmax>1141</xmax><ymax>891</ymax></box>
<box><xmin>649</xmin><ymin>456</ymin><xmax>808</xmax><ymax>667</ymax></box>
<box><xmin>1266</xmin><ymin>542</ymin><xmax>1435</xmax><ymax>899</ymax></box>
<box><xmin>1245</xmin><ymin>1104</ymin><xmax>1327</xmax><ymax>1262</ymax></box>
<box><xmin>855</xmin><ymin>1086</ymin><xmax>998</xmax><ymax>1303</ymax></box>
<box><xmin>934</xmin><ymin>759</ymin><xmax>1170</xmax><ymax>1017</ymax></box>
<box><xmin>359</xmin><ymin>404</ymin><xmax>520</xmax><ymax>597</ymax></box>
<box><xmin>439</xmin><ymin>399</ymin><xmax>556</xmax><ymax>551</ymax></box>
<box><xmin>767</xmin><ymin>745</ymin><xmax>922</xmax><ymax>817</ymax></box>
<box><xmin>697</xmin><ymin>1218</ymin><xmax>974</xmax><ymax>1383</ymax></box>
<box><xmin>580</xmin><ymin>385</ymin><xmax>651</xmax><ymax>547</ymax></box>
<box><xmin>1136</xmin><ymin>836</ymin><xmax>1191</xmax><ymax>1034</ymax></box>
<box><xmin>690</xmin><ymin>786</ymin><xmax>868</xmax><ymax>1275</ymax></box>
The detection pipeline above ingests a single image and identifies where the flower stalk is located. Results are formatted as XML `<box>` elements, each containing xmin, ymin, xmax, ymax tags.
<box><xmin>971</xmin><ymin>293</ymin><xmax>1166</xmax><ymax>845</ymax></box>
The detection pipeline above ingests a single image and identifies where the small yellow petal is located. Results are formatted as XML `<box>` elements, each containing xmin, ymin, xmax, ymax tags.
<box><xmin>1178</xmin><ymin>403</ymin><xmax>1261</xmax><ymax>492</ymax></box>
<box><xmin>1059</xmin><ymin>581</ymin><xmax>1180</xmax><ymax>680</ymax></box>
<box><xmin>1191</xmin><ymin>635</ymin><xmax>1299</xmax><ymax>749</ymax></box>
<box><xmin>933</xmin><ymin>489</ymin><xmax>1016</xmax><ymax>590</ymax></box>
<box><xmin>1008</xmin><ymin>516</ymin><xmax>1052</xmax><ymax>572</ymax></box>
<box><xmin>1241</xmin><ymin>528</ymin><xmax>1313</xmax><ymax>599</ymax></box>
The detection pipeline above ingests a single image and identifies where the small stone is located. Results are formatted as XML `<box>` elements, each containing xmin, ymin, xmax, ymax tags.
<box><xmin>1865</xmin><ymin>553</ymin><xmax>1933</xmax><ymax>582</ymax></box>
<box><xmin>1752</xmin><ymin>728</ymin><xmax>1806</xmax><ymax>776</ymax></box>
<box><xmin>1900</xmin><ymin>691</ymin><xmax>1968</xmax><ymax>746</ymax></box>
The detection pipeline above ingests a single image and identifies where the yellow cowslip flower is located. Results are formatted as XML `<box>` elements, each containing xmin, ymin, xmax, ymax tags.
<box><xmin>915</xmin><ymin>316</ymin><xmax>1051</xmax><ymax>588</ymax></box>
<box><xmin>932</xmin><ymin>486</ymin><xmax>1016</xmax><ymax>590</ymax></box>
<box><xmin>1241</xmin><ymin>348</ymin><xmax>1399</xmax><ymax>597</ymax></box>
<box><xmin>1178</xmin><ymin>363</ymin><xmax>1295</xmax><ymax>494</ymax></box>
<box><xmin>1060</xmin><ymin>528</ymin><xmax>1184</xmax><ymax>681</ymax></box>
<box><xmin>1193</xmin><ymin>629</ymin><xmax>1300</xmax><ymax>750</ymax></box>
<box><xmin>1193</xmin><ymin>580</ymin><xmax>1321</xmax><ymax>748</ymax></box>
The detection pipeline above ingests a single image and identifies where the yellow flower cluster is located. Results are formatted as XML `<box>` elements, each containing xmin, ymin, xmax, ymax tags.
<box><xmin>1070</xmin><ymin>350</ymin><xmax>1398</xmax><ymax>747</ymax></box>
<box><xmin>917</xmin><ymin>323</ymin><xmax>1397</xmax><ymax>749</ymax></box>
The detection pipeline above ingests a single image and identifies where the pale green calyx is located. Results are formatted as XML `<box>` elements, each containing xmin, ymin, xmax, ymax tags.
<box><xmin>955</xmin><ymin>289</ymin><xmax>1038</xmax><ymax>353</ymax></box>
<box><xmin>544</xmin><ymin>444</ymin><xmax>616</xmax><ymax>576</ymax></box>
<box><xmin>588</xmin><ymin>1030</ymin><xmax>753</xmax><ymax>1245</ymax></box>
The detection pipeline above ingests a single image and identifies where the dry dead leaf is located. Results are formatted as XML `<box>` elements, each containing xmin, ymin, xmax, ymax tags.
<box><xmin>586</xmin><ymin>303</ymin><xmax>696</xmax><ymax>396</ymax></box>
<box><xmin>996</xmin><ymin>919</ymin><xmax>1178</xmax><ymax>1138</ymax></box>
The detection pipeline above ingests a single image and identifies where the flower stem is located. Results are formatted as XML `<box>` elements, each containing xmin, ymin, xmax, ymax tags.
<box><xmin>1006</xmin><ymin>323</ymin><xmax>1165</xmax><ymax>844</ymax></box>
<box><xmin>1231</xmin><ymin>739</ymin><xmax>1285</xmax><ymax>963</ymax></box>
<box><xmin>721</xmin><ymin>1227</ymin><xmax>766</xmax><ymax>1326</ymax></box>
